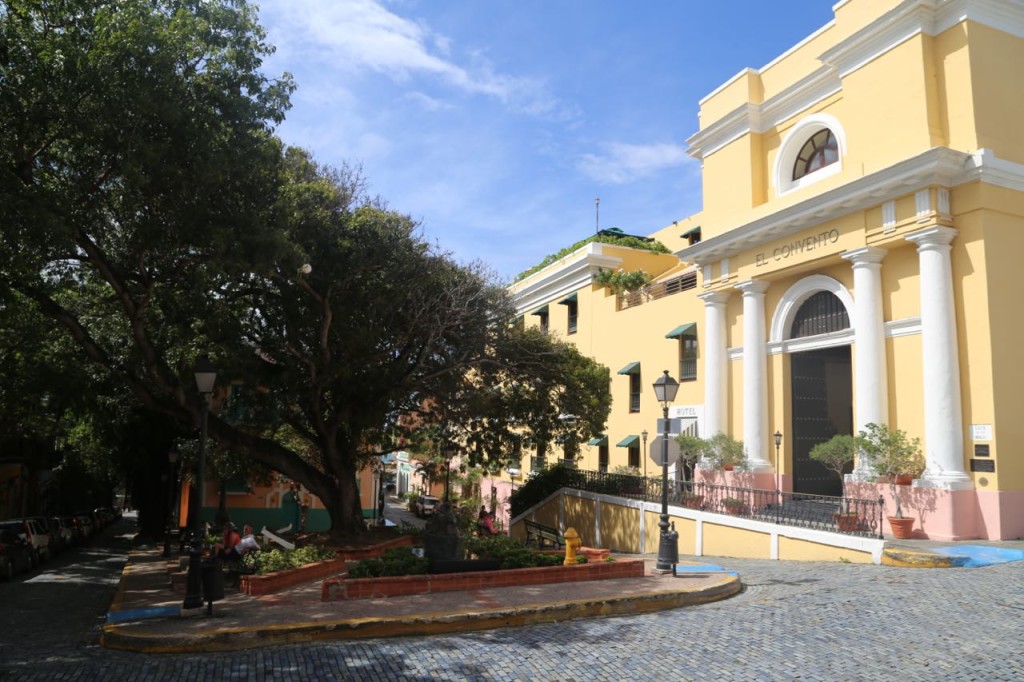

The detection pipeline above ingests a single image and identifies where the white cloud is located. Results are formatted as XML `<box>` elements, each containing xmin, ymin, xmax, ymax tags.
<box><xmin>577</xmin><ymin>142</ymin><xmax>691</xmax><ymax>185</ymax></box>
<box><xmin>259</xmin><ymin>0</ymin><xmax>565</xmax><ymax>117</ymax></box>
<box><xmin>402</xmin><ymin>91</ymin><xmax>452</xmax><ymax>112</ymax></box>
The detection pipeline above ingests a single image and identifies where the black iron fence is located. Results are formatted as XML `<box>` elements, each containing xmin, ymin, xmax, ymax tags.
<box><xmin>557</xmin><ymin>469</ymin><xmax>884</xmax><ymax>539</ymax></box>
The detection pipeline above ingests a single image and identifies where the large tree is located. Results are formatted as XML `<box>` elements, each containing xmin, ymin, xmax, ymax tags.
<box><xmin>0</xmin><ymin>0</ymin><xmax>610</xmax><ymax>539</ymax></box>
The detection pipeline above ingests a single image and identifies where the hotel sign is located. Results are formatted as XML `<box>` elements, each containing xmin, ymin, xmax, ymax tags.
<box><xmin>755</xmin><ymin>228</ymin><xmax>841</xmax><ymax>268</ymax></box>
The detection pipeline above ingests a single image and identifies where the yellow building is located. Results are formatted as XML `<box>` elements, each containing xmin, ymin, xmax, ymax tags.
<box><xmin>509</xmin><ymin>0</ymin><xmax>1024</xmax><ymax>542</ymax></box>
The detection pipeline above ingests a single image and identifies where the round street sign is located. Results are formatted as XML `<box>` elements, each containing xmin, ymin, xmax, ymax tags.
<box><xmin>648</xmin><ymin>435</ymin><xmax>681</xmax><ymax>466</ymax></box>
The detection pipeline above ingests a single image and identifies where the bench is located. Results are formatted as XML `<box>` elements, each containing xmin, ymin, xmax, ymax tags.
<box><xmin>524</xmin><ymin>520</ymin><xmax>564</xmax><ymax>549</ymax></box>
<box><xmin>223</xmin><ymin>552</ymin><xmax>259</xmax><ymax>588</ymax></box>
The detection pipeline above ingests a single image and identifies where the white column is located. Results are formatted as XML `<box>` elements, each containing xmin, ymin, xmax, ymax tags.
<box><xmin>699</xmin><ymin>291</ymin><xmax>730</xmax><ymax>438</ymax></box>
<box><xmin>736</xmin><ymin>280</ymin><xmax>771</xmax><ymax>471</ymax></box>
<box><xmin>905</xmin><ymin>227</ymin><xmax>971</xmax><ymax>489</ymax></box>
<box><xmin>842</xmin><ymin>247</ymin><xmax>889</xmax><ymax>477</ymax></box>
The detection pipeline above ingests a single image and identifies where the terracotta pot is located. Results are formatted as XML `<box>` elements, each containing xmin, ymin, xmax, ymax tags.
<box><xmin>681</xmin><ymin>495</ymin><xmax>704</xmax><ymax>510</ymax></box>
<box><xmin>888</xmin><ymin>516</ymin><xmax>915</xmax><ymax>539</ymax></box>
<box><xmin>723</xmin><ymin>501</ymin><xmax>747</xmax><ymax>515</ymax></box>
<box><xmin>894</xmin><ymin>474</ymin><xmax>914</xmax><ymax>486</ymax></box>
<box><xmin>723</xmin><ymin>464</ymin><xmax>734</xmax><ymax>472</ymax></box>
<box><xmin>834</xmin><ymin>513</ymin><xmax>859</xmax><ymax>532</ymax></box>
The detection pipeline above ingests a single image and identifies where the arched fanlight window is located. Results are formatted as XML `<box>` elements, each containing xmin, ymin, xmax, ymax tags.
<box><xmin>790</xmin><ymin>291</ymin><xmax>849</xmax><ymax>339</ymax></box>
<box><xmin>793</xmin><ymin>129</ymin><xmax>839</xmax><ymax>181</ymax></box>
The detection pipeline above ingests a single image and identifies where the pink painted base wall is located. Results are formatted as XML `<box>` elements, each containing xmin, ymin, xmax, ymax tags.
<box><xmin>690</xmin><ymin>471</ymin><xmax>1024</xmax><ymax>541</ymax></box>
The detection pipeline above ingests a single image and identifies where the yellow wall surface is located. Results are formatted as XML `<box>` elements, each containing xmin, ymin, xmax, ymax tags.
<box><xmin>969</xmin><ymin>22</ymin><xmax>1024</xmax><ymax>164</ymax></box>
<box><xmin>778</xmin><ymin>536</ymin><xmax>873</xmax><ymax>563</ymax></box>
<box><xmin>600</xmin><ymin>501</ymin><xmax>641</xmax><ymax>553</ymax></box>
<box><xmin>702</xmin><ymin>523</ymin><xmax>772</xmax><ymax>559</ymax></box>
<box><xmin>563</xmin><ymin>495</ymin><xmax>593</xmax><ymax>544</ymax></box>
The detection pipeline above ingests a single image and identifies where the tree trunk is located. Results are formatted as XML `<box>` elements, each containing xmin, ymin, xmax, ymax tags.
<box><xmin>323</xmin><ymin>459</ymin><xmax>366</xmax><ymax>542</ymax></box>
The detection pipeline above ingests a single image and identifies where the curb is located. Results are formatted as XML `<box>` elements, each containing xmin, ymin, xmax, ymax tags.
<box><xmin>100</xmin><ymin>574</ymin><xmax>742</xmax><ymax>653</ymax></box>
<box><xmin>881</xmin><ymin>548</ymin><xmax>962</xmax><ymax>568</ymax></box>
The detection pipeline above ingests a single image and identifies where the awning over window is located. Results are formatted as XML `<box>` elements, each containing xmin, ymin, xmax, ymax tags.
<box><xmin>558</xmin><ymin>293</ymin><xmax>578</xmax><ymax>305</ymax></box>
<box><xmin>680</xmin><ymin>226</ymin><xmax>701</xmax><ymax>238</ymax></box>
<box><xmin>531</xmin><ymin>305</ymin><xmax>548</xmax><ymax>316</ymax></box>
<box><xmin>665</xmin><ymin>322</ymin><xmax>697</xmax><ymax>339</ymax></box>
<box><xmin>588</xmin><ymin>436</ymin><xmax>608</xmax><ymax>446</ymax></box>
<box><xmin>616</xmin><ymin>435</ymin><xmax>639</xmax><ymax>448</ymax></box>
<box><xmin>617</xmin><ymin>361</ymin><xmax>641</xmax><ymax>375</ymax></box>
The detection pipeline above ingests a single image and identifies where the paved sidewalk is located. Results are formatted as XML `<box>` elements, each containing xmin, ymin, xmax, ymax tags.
<box><xmin>101</xmin><ymin>544</ymin><xmax>742</xmax><ymax>653</ymax></box>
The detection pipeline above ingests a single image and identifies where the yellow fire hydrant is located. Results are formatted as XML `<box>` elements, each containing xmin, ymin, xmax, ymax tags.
<box><xmin>563</xmin><ymin>527</ymin><xmax>583</xmax><ymax>566</ymax></box>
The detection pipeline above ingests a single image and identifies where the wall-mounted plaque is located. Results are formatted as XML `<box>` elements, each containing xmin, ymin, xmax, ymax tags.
<box><xmin>974</xmin><ymin>444</ymin><xmax>990</xmax><ymax>457</ymax></box>
<box><xmin>970</xmin><ymin>458</ymin><xmax>995</xmax><ymax>473</ymax></box>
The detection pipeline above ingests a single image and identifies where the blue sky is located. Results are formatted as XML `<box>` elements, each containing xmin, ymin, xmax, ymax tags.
<box><xmin>255</xmin><ymin>1</ymin><xmax>837</xmax><ymax>281</ymax></box>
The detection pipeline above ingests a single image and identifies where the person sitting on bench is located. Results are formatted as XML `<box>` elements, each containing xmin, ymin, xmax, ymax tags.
<box><xmin>220</xmin><ymin>524</ymin><xmax>259</xmax><ymax>562</ymax></box>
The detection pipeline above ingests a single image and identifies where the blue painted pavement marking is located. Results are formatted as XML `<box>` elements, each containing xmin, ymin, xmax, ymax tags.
<box><xmin>106</xmin><ymin>605</ymin><xmax>180</xmax><ymax>623</ymax></box>
<box><xmin>931</xmin><ymin>545</ymin><xmax>1024</xmax><ymax>567</ymax></box>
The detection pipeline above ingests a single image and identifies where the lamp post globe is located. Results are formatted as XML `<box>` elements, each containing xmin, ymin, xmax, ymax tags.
<box><xmin>651</xmin><ymin>370</ymin><xmax>679</xmax><ymax>574</ymax></box>
<box><xmin>183</xmin><ymin>355</ymin><xmax>217</xmax><ymax>611</ymax></box>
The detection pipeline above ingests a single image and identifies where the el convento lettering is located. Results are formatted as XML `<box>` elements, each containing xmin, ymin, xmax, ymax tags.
<box><xmin>755</xmin><ymin>229</ymin><xmax>840</xmax><ymax>267</ymax></box>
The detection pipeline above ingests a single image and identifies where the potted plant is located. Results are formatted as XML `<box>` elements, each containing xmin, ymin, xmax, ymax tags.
<box><xmin>721</xmin><ymin>497</ymin><xmax>747</xmax><ymax>515</ymax></box>
<box><xmin>680</xmin><ymin>491</ymin><xmax>704</xmax><ymax>509</ymax></box>
<box><xmin>809</xmin><ymin>434</ymin><xmax>861</xmax><ymax>532</ymax></box>
<box><xmin>859</xmin><ymin>423</ymin><xmax>924</xmax><ymax>539</ymax></box>
<box><xmin>701</xmin><ymin>433</ymin><xmax>747</xmax><ymax>471</ymax></box>
<box><xmin>675</xmin><ymin>433</ymin><xmax>704</xmax><ymax>483</ymax></box>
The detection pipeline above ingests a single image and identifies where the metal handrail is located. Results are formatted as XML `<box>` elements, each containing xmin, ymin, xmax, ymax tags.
<box><xmin>558</xmin><ymin>470</ymin><xmax>884</xmax><ymax>538</ymax></box>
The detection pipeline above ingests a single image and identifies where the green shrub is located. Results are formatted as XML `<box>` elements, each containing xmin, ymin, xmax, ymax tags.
<box><xmin>346</xmin><ymin>548</ymin><xmax>430</xmax><ymax>579</ymax></box>
<box><xmin>252</xmin><ymin>545</ymin><xmax>337</xmax><ymax>575</ymax></box>
<box><xmin>464</xmin><ymin>534</ymin><xmax>564</xmax><ymax>569</ymax></box>
<box><xmin>514</xmin><ymin>234</ymin><xmax>670</xmax><ymax>282</ymax></box>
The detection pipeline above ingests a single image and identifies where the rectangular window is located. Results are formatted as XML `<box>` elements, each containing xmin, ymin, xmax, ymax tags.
<box><xmin>599</xmin><ymin>444</ymin><xmax>609</xmax><ymax>473</ymax></box>
<box><xmin>628</xmin><ymin>446</ymin><xmax>640</xmax><ymax>469</ymax></box>
<box><xmin>538</xmin><ymin>311</ymin><xmax>548</xmax><ymax>333</ymax></box>
<box><xmin>629</xmin><ymin>373</ymin><xmax>641</xmax><ymax>412</ymax></box>
<box><xmin>680</xmin><ymin>336</ymin><xmax>698</xmax><ymax>381</ymax></box>
<box><xmin>567</xmin><ymin>301</ymin><xmax>578</xmax><ymax>334</ymax></box>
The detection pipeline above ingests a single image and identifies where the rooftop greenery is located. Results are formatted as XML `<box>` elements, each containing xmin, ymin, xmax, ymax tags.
<box><xmin>513</xmin><ymin>232</ymin><xmax>671</xmax><ymax>282</ymax></box>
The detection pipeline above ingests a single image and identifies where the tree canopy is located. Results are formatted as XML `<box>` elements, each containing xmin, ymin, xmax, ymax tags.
<box><xmin>0</xmin><ymin>0</ymin><xmax>611</xmax><ymax>538</ymax></box>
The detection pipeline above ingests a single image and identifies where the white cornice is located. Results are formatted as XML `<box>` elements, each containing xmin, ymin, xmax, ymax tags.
<box><xmin>687</xmin><ymin>0</ymin><xmax>1024</xmax><ymax>161</ymax></box>
<box><xmin>687</xmin><ymin>67</ymin><xmax>841</xmax><ymax>160</ymax></box>
<box><xmin>822</xmin><ymin>0</ymin><xmax>1024</xmax><ymax>78</ymax></box>
<box><xmin>676</xmin><ymin>147</ymin><xmax>1024</xmax><ymax>265</ymax></box>
<box><xmin>511</xmin><ymin>243</ymin><xmax>621</xmax><ymax>316</ymax></box>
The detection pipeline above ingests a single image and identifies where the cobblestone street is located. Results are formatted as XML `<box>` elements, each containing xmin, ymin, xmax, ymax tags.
<box><xmin>3</xmin><ymin>536</ymin><xmax>1022</xmax><ymax>681</ymax></box>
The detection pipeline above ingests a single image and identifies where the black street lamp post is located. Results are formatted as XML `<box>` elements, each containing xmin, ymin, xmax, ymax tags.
<box><xmin>183</xmin><ymin>356</ymin><xmax>217</xmax><ymax>611</ymax></box>
<box><xmin>162</xmin><ymin>450</ymin><xmax>180</xmax><ymax>558</ymax></box>
<box><xmin>652</xmin><ymin>370</ymin><xmax>680</xmax><ymax>574</ymax></box>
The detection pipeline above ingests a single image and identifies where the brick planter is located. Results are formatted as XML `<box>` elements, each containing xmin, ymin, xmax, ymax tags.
<box><xmin>241</xmin><ymin>534</ymin><xmax>416</xmax><ymax>596</ymax></box>
<box><xmin>322</xmin><ymin>557</ymin><xmax>644</xmax><ymax>602</ymax></box>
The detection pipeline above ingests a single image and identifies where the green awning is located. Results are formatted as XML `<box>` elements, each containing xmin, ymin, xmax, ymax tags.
<box><xmin>616</xmin><ymin>435</ymin><xmax>639</xmax><ymax>448</ymax></box>
<box><xmin>617</xmin><ymin>361</ymin><xmax>641</xmax><ymax>375</ymax></box>
<box><xmin>665</xmin><ymin>322</ymin><xmax>697</xmax><ymax>339</ymax></box>
<box><xmin>588</xmin><ymin>436</ymin><xmax>608</xmax><ymax>446</ymax></box>
<box><xmin>558</xmin><ymin>292</ymin><xmax>578</xmax><ymax>304</ymax></box>
<box><xmin>531</xmin><ymin>305</ymin><xmax>548</xmax><ymax>316</ymax></box>
<box><xmin>680</xmin><ymin>226</ymin><xmax>701</xmax><ymax>238</ymax></box>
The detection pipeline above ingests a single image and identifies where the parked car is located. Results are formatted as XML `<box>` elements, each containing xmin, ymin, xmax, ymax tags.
<box><xmin>14</xmin><ymin>518</ymin><xmax>51</xmax><ymax>564</ymax></box>
<box><xmin>74</xmin><ymin>514</ymin><xmax>95</xmax><ymax>540</ymax></box>
<box><xmin>415</xmin><ymin>495</ymin><xmax>440</xmax><ymax>518</ymax></box>
<box><xmin>0</xmin><ymin>527</ymin><xmax>34</xmax><ymax>579</ymax></box>
<box><xmin>29</xmin><ymin>516</ymin><xmax>62</xmax><ymax>555</ymax></box>
<box><xmin>52</xmin><ymin>517</ymin><xmax>75</xmax><ymax>549</ymax></box>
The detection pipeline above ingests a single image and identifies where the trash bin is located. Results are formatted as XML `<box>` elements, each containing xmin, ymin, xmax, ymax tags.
<box><xmin>201</xmin><ymin>557</ymin><xmax>225</xmax><ymax>603</ymax></box>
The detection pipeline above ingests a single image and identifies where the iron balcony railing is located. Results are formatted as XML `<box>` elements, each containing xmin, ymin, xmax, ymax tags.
<box><xmin>620</xmin><ymin>271</ymin><xmax>698</xmax><ymax>310</ymax></box>
<box><xmin>559</xmin><ymin>470</ymin><xmax>884</xmax><ymax>538</ymax></box>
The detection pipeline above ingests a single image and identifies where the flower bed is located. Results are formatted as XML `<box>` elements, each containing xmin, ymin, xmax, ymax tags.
<box><xmin>322</xmin><ymin>557</ymin><xmax>644</xmax><ymax>601</ymax></box>
<box><xmin>241</xmin><ymin>535</ymin><xmax>414</xmax><ymax>596</ymax></box>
